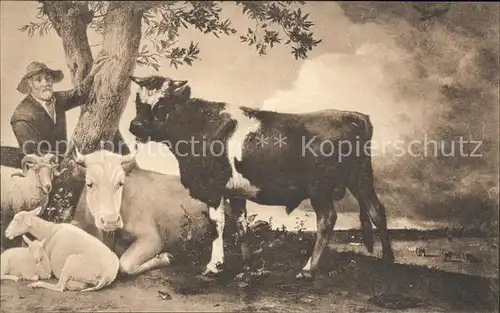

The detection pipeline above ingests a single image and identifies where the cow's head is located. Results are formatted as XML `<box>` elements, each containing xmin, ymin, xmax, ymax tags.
<box><xmin>70</xmin><ymin>144</ymin><xmax>138</xmax><ymax>232</ymax></box>
<box><xmin>129</xmin><ymin>75</ymin><xmax>190</xmax><ymax>142</ymax></box>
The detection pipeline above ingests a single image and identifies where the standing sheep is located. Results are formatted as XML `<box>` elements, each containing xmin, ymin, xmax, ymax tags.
<box><xmin>1</xmin><ymin>235</ymin><xmax>51</xmax><ymax>281</ymax></box>
<box><xmin>4</xmin><ymin>206</ymin><xmax>119</xmax><ymax>292</ymax></box>
<box><xmin>1</xmin><ymin>153</ymin><xmax>67</xmax><ymax>213</ymax></box>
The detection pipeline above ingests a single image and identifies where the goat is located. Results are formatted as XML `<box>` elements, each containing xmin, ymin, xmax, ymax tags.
<box><xmin>1</xmin><ymin>154</ymin><xmax>67</xmax><ymax>213</ymax></box>
<box><xmin>1</xmin><ymin>235</ymin><xmax>51</xmax><ymax>282</ymax></box>
<box><xmin>4</xmin><ymin>206</ymin><xmax>119</xmax><ymax>292</ymax></box>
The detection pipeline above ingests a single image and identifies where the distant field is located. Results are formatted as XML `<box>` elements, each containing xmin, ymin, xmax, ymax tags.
<box><xmin>246</xmin><ymin>201</ymin><xmax>450</xmax><ymax>232</ymax></box>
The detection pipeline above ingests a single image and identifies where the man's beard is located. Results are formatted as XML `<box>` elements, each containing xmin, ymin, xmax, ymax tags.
<box><xmin>38</xmin><ymin>90</ymin><xmax>53</xmax><ymax>101</ymax></box>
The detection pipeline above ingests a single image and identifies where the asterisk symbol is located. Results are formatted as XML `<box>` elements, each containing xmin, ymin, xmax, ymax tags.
<box><xmin>256</xmin><ymin>134</ymin><xmax>269</xmax><ymax>147</ymax></box>
<box><xmin>274</xmin><ymin>134</ymin><xmax>287</xmax><ymax>148</ymax></box>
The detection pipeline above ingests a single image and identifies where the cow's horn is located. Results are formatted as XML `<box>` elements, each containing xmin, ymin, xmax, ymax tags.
<box><xmin>120</xmin><ymin>143</ymin><xmax>138</xmax><ymax>165</ymax></box>
<box><xmin>74</xmin><ymin>146</ymin><xmax>86</xmax><ymax>166</ymax></box>
<box><xmin>21</xmin><ymin>155</ymin><xmax>40</xmax><ymax>174</ymax></box>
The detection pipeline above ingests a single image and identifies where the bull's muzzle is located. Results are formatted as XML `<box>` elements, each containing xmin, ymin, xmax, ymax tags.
<box><xmin>129</xmin><ymin>120</ymin><xmax>149</xmax><ymax>141</ymax></box>
<box><xmin>95</xmin><ymin>213</ymin><xmax>123</xmax><ymax>232</ymax></box>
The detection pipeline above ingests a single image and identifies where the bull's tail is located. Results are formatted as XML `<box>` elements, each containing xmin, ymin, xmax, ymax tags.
<box><xmin>345</xmin><ymin>113</ymin><xmax>376</xmax><ymax>253</ymax></box>
<box><xmin>362</xmin><ymin>114</ymin><xmax>374</xmax><ymax>141</ymax></box>
<box><xmin>341</xmin><ymin>112</ymin><xmax>373</xmax><ymax>141</ymax></box>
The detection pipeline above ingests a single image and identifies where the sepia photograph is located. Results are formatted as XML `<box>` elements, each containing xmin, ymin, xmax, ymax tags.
<box><xmin>0</xmin><ymin>1</ymin><xmax>498</xmax><ymax>312</ymax></box>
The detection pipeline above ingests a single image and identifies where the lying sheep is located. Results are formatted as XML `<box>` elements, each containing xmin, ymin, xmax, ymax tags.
<box><xmin>4</xmin><ymin>206</ymin><xmax>119</xmax><ymax>292</ymax></box>
<box><xmin>1</xmin><ymin>153</ymin><xmax>67</xmax><ymax>213</ymax></box>
<box><xmin>1</xmin><ymin>235</ymin><xmax>51</xmax><ymax>282</ymax></box>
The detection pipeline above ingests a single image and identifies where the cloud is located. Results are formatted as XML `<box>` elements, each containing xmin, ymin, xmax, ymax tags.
<box><xmin>260</xmin><ymin>3</ymin><xmax>499</xmax><ymax>231</ymax></box>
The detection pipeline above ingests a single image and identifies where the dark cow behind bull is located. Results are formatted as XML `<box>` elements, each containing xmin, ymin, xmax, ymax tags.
<box><xmin>128</xmin><ymin>75</ymin><xmax>395</xmax><ymax>280</ymax></box>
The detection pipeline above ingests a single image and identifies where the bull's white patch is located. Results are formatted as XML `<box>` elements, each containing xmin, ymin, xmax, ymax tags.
<box><xmin>220</xmin><ymin>104</ymin><xmax>261</xmax><ymax>195</ymax></box>
<box><xmin>301</xmin><ymin>257</ymin><xmax>312</xmax><ymax>271</ymax></box>
<box><xmin>138</xmin><ymin>81</ymin><xmax>169</xmax><ymax>106</ymax></box>
<box><xmin>205</xmin><ymin>197</ymin><xmax>226</xmax><ymax>274</ymax></box>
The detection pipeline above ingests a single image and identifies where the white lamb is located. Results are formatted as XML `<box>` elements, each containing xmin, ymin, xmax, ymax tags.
<box><xmin>4</xmin><ymin>206</ymin><xmax>120</xmax><ymax>292</ymax></box>
<box><xmin>1</xmin><ymin>154</ymin><xmax>66</xmax><ymax>213</ymax></box>
<box><xmin>1</xmin><ymin>235</ymin><xmax>52</xmax><ymax>282</ymax></box>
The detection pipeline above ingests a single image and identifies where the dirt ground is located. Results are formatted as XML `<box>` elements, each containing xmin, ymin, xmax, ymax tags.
<box><xmin>1</xmin><ymin>229</ymin><xmax>498</xmax><ymax>313</ymax></box>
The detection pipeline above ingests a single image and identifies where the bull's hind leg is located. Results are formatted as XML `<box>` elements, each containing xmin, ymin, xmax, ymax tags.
<box><xmin>348</xmin><ymin>160</ymin><xmax>394</xmax><ymax>262</ymax></box>
<box><xmin>297</xmin><ymin>184</ymin><xmax>337</xmax><ymax>280</ymax></box>
<box><xmin>119</xmin><ymin>235</ymin><xmax>173</xmax><ymax>276</ymax></box>
<box><xmin>367</xmin><ymin>190</ymin><xmax>394</xmax><ymax>261</ymax></box>
<box><xmin>202</xmin><ymin>196</ymin><xmax>226</xmax><ymax>276</ymax></box>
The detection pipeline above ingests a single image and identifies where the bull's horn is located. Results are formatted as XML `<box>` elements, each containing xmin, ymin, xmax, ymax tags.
<box><xmin>21</xmin><ymin>154</ymin><xmax>40</xmax><ymax>174</ymax></box>
<box><xmin>73</xmin><ymin>146</ymin><xmax>86</xmax><ymax>166</ymax></box>
<box><xmin>130</xmin><ymin>76</ymin><xmax>145</xmax><ymax>86</ymax></box>
<box><xmin>120</xmin><ymin>143</ymin><xmax>138</xmax><ymax>165</ymax></box>
<box><xmin>22</xmin><ymin>235</ymin><xmax>32</xmax><ymax>246</ymax></box>
<box><xmin>172</xmin><ymin>80</ymin><xmax>188</xmax><ymax>88</ymax></box>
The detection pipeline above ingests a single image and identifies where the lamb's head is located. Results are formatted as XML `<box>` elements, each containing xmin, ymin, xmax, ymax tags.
<box><xmin>23</xmin><ymin>235</ymin><xmax>47</xmax><ymax>263</ymax></box>
<box><xmin>70</xmin><ymin>144</ymin><xmax>138</xmax><ymax>232</ymax></box>
<box><xmin>4</xmin><ymin>206</ymin><xmax>43</xmax><ymax>240</ymax></box>
<box><xmin>12</xmin><ymin>154</ymin><xmax>68</xmax><ymax>194</ymax></box>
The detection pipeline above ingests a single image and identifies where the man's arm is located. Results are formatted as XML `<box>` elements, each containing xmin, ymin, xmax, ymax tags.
<box><xmin>55</xmin><ymin>72</ymin><xmax>95</xmax><ymax>111</ymax></box>
<box><xmin>11</xmin><ymin>120</ymin><xmax>42</xmax><ymax>155</ymax></box>
<box><xmin>56</xmin><ymin>52</ymin><xmax>110</xmax><ymax>111</ymax></box>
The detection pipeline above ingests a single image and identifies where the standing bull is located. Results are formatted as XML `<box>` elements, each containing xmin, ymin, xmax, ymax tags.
<box><xmin>71</xmin><ymin>144</ymin><xmax>212</xmax><ymax>276</ymax></box>
<box><xmin>127</xmin><ymin>75</ymin><xmax>395</xmax><ymax>281</ymax></box>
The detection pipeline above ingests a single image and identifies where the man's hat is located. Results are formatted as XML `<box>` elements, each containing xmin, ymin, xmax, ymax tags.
<box><xmin>17</xmin><ymin>61</ymin><xmax>64</xmax><ymax>94</ymax></box>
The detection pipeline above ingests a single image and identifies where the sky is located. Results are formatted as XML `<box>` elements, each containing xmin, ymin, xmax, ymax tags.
<box><xmin>1</xmin><ymin>1</ymin><xmax>377</xmax><ymax>174</ymax></box>
<box><xmin>1</xmin><ymin>1</ymin><xmax>411</xmax><ymax>175</ymax></box>
<box><xmin>1</xmin><ymin>2</ymin><xmax>498</xmax><ymax>228</ymax></box>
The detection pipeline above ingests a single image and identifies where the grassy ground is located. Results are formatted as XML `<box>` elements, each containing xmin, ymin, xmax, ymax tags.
<box><xmin>1</xmin><ymin>223</ymin><xmax>498</xmax><ymax>313</ymax></box>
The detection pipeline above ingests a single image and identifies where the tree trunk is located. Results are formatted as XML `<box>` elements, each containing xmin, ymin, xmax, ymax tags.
<box><xmin>42</xmin><ymin>2</ymin><xmax>148</xmax><ymax>221</ymax></box>
<box><xmin>70</xmin><ymin>2</ymin><xmax>144</xmax><ymax>155</ymax></box>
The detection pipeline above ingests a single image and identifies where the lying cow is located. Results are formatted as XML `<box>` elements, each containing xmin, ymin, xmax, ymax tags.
<box><xmin>128</xmin><ymin>75</ymin><xmax>395</xmax><ymax>280</ymax></box>
<box><xmin>71</xmin><ymin>144</ymin><xmax>212</xmax><ymax>276</ymax></box>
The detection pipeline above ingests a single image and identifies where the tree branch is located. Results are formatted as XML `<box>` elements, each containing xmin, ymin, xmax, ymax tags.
<box><xmin>41</xmin><ymin>1</ymin><xmax>94</xmax><ymax>86</ymax></box>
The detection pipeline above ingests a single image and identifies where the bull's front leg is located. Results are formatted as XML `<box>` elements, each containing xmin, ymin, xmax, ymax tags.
<box><xmin>202</xmin><ymin>197</ymin><xmax>226</xmax><ymax>276</ymax></box>
<box><xmin>230</xmin><ymin>198</ymin><xmax>250</xmax><ymax>268</ymax></box>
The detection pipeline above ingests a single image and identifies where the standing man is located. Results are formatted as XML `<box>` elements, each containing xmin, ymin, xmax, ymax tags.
<box><xmin>11</xmin><ymin>54</ymin><xmax>107</xmax><ymax>158</ymax></box>
<box><xmin>10</xmin><ymin>54</ymin><xmax>107</xmax><ymax>223</ymax></box>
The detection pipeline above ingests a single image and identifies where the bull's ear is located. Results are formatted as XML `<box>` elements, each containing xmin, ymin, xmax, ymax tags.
<box><xmin>130</xmin><ymin>76</ymin><xmax>146</xmax><ymax>86</ymax></box>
